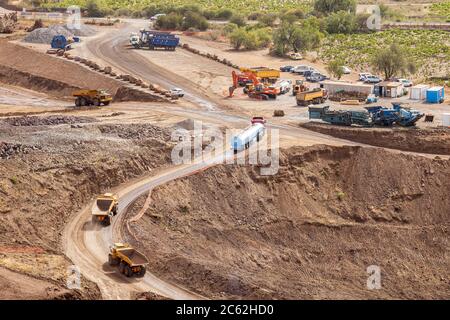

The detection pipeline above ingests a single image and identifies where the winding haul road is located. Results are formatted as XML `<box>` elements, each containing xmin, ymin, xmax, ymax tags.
<box><xmin>63</xmin><ymin>20</ymin><xmax>447</xmax><ymax>300</ymax></box>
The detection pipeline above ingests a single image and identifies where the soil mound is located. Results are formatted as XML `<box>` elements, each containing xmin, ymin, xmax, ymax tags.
<box><xmin>4</xmin><ymin>115</ymin><xmax>95</xmax><ymax>126</ymax></box>
<box><xmin>127</xmin><ymin>145</ymin><xmax>450</xmax><ymax>299</ymax></box>
<box><xmin>301</xmin><ymin>122</ymin><xmax>450</xmax><ymax>155</ymax></box>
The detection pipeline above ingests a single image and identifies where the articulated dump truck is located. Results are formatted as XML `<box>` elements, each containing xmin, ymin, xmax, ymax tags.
<box><xmin>109</xmin><ymin>243</ymin><xmax>148</xmax><ymax>277</ymax></box>
<box><xmin>92</xmin><ymin>193</ymin><xmax>118</xmax><ymax>226</ymax></box>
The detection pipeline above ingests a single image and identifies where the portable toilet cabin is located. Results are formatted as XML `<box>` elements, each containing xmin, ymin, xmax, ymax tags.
<box><xmin>409</xmin><ymin>84</ymin><xmax>429</xmax><ymax>100</ymax></box>
<box><xmin>426</xmin><ymin>87</ymin><xmax>444</xmax><ymax>104</ymax></box>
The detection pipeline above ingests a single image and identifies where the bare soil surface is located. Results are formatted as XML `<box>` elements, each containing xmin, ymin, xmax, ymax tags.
<box><xmin>0</xmin><ymin>40</ymin><xmax>121</xmax><ymax>96</ymax></box>
<box><xmin>0</xmin><ymin>113</ymin><xmax>173</xmax><ymax>298</ymax></box>
<box><xmin>301</xmin><ymin>122</ymin><xmax>450</xmax><ymax>155</ymax></box>
<box><xmin>126</xmin><ymin>145</ymin><xmax>449</xmax><ymax>299</ymax></box>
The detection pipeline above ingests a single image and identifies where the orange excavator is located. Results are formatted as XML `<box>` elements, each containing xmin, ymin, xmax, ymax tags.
<box><xmin>229</xmin><ymin>71</ymin><xmax>279</xmax><ymax>100</ymax></box>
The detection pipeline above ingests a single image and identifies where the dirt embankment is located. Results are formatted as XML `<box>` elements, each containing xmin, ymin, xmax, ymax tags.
<box><xmin>0</xmin><ymin>115</ymin><xmax>173</xmax><ymax>299</ymax></box>
<box><xmin>300</xmin><ymin>122</ymin><xmax>450</xmax><ymax>155</ymax></box>
<box><xmin>126</xmin><ymin>145</ymin><xmax>449</xmax><ymax>299</ymax></box>
<box><xmin>0</xmin><ymin>41</ymin><xmax>164</xmax><ymax>102</ymax></box>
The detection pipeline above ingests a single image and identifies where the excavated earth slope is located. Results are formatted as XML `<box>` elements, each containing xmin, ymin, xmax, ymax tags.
<box><xmin>0</xmin><ymin>115</ymin><xmax>172</xmax><ymax>299</ymax></box>
<box><xmin>127</xmin><ymin>145</ymin><xmax>450</xmax><ymax>299</ymax></box>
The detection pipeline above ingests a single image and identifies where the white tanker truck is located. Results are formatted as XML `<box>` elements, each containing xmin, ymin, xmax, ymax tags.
<box><xmin>231</xmin><ymin>119</ymin><xmax>266</xmax><ymax>153</ymax></box>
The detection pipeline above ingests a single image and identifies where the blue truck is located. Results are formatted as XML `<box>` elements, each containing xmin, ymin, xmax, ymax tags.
<box><xmin>131</xmin><ymin>30</ymin><xmax>179</xmax><ymax>51</ymax></box>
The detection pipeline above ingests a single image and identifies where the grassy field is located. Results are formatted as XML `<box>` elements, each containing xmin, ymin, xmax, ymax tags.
<box><xmin>41</xmin><ymin>0</ymin><xmax>313</xmax><ymax>15</ymax></box>
<box><xmin>319</xmin><ymin>29</ymin><xmax>450</xmax><ymax>77</ymax></box>
<box><xmin>430</xmin><ymin>1</ymin><xmax>450</xmax><ymax>21</ymax></box>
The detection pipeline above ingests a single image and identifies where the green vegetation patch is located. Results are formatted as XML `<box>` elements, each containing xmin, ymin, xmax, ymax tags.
<box><xmin>430</xmin><ymin>1</ymin><xmax>450</xmax><ymax>21</ymax></box>
<box><xmin>41</xmin><ymin>0</ymin><xmax>313</xmax><ymax>16</ymax></box>
<box><xmin>319</xmin><ymin>29</ymin><xmax>450</xmax><ymax>76</ymax></box>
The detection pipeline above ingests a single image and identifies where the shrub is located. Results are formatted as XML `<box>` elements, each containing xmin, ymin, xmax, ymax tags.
<box><xmin>258</xmin><ymin>12</ymin><xmax>278</xmax><ymax>27</ymax></box>
<box><xmin>230</xmin><ymin>28</ymin><xmax>247</xmax><ymax>50</ymax></box>
<box><xmin>230</xmin><ymin>14</ymin><xmax>246</xmax><ymax>27</ymax></box>
<box><xmin>222</xmin><ymin>23</ymin><xmax>238</xmax><ymax>36</ymax></box>
<box><xmin>85</xmin><ymin>0</ymin><xmax>105</xmax><ymax>17</ymax></box>
<box><xmin>115</xmin><ymin>8</ymin><xmax>131</xmax><ymax>17</ymax></box>
<box><xmin>247</xmin><ymin>12</ymin><xmax>262</xmax><ymax>20</ymax></box>
<box><xmin>155</xmin><ymin>12</ymin><xmax>183</xmax><ymax>30</ymax></box>
<box><xmin>314</xmin><ymin>0</ymin><xmax>356</xmax><ymax>16</ymax></box>
<box><xmin>325</xmin><ymin>10</ymin><xmax>357</xmax><ymax>34</ymax></box>
<box><xmin>216</xmin><ymin>8</ymin><xmax>234</xmax><ymax>20</ymax></box>
<box><xmin>182</xmin><ymin>11</ymin><xmax>209</xmax><ymax>31</ymax></box>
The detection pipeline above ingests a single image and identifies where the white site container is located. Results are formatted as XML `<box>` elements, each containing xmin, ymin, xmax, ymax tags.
<box><xmin>443</xmin><ymin>113</ymin><xmax>450</xmax><ymax>127</ymax></box>
<box><xmin>410</xmin><ymin>84</ymin><xmax>429</xmax><ymax>100</ymax></box>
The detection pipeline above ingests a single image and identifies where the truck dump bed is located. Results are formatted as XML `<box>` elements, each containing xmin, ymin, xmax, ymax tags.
<box><xmin>118</xmin><ymin>248</ymin><xmax>149</xmax><ymax>266</ymax></box>
<box><xmin>92</xmin><ymin>199</ymin><xmax>113</xmax><ymax>216</ymax></box>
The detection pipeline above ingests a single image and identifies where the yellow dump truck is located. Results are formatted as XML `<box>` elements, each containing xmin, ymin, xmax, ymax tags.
<box><xmin>73</xmin><ymin>89</ymin><xmax>112</xmax><ymax>107</ymax></box>
<box><xmin>108</xmin><ymin>243</ymin><xmax>148</xmax><ymax>277</ymax></box>
<box><xmin>296</xmin><ymin>88</ymin><xmax>328</xmax><ymax>106</ymax></box>
<box><xmin>239</xmin><ymin>67</ymin><xmax>280</xmax><ymax>83</ymax></box>
<box><xmin>92</xmin><ymin>193</ymin><xmax>118</xmax><ymax>226</ymax></box>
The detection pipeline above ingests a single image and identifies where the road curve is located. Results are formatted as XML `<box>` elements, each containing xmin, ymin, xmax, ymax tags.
<box><xmin>63</xmin><ymin>152</ymin><xmax>233</xmax><ymax>300</ymax></box>
<box><xmin>63</xmin><ymin>20</ymin><xmax>449</xmax><ymax>300</ymax></box>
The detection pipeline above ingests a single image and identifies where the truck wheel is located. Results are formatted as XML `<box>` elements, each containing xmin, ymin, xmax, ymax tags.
<box><xmin>103</xmin><ymin>101</ymin><xmax>110</xmax><ymax>106</ymax></box>
<box><xmin>103</xmin><ymin>216</ymin><xmax>111</xmax><ymax>226</ymax></box>
<box><xmin>93</xmin><ymin>99</ymin><xmax>100</xmax><ymax>107</ymax></box>
<box><xmin>75</xmin><ymin>97</ymin><xmax>81</xmax><ymax>107</ymax></box>
<box><xmin>124</xmin><ymin>265</ymin><xmax>132</xmax><ymax>277</ymax></box>
<box><xmin>119</xmin><ymin>261</ymin><xmax>126</xmax><ymax>274</ymax></box>
<box><xmin>108</xmin><ymin>254</ymin><xmax>119</xmax><ymax>266</ymax></box>
<box><xmin>79</xmin><ymin>98</ymin><xmax>87</xmax><ymax>106</ymax></box>
<box><xmin>137</xmin><ymin>266</ymin><xmax>146</xmax><ymax>277</ymax></box>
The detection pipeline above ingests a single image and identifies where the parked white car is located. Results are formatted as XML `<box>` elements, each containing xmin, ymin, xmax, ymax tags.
<box><xmin>292</xmin><ymin>65</ymin><xmax>314</xmax><ymax>75</ymax></box>
<box><xmin>170</xmin><ymin>87</ymin><xmax>184</xmax><ymax>97</ymax></box>
<box><xmin>397</xmin><ymin>78</ymin><xmax>413</xmax><ymax>87</ymax></box>
<box><xmin>288</xmin><ymin>52</ymin><xmax>303</xmax><ymax>60</ymax></box>
<box><xmin>341</xmin><ymin>66</ymin><xmax>351</xmax><ymax>74</ymax></box>
<box><xmin>358</xmin><ymin>73</ymin><xmax>372</xmax><ymax>81</ymax></box>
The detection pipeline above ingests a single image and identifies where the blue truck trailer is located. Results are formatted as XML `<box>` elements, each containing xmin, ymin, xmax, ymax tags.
<box><xmin>133</xmin><ymin>30</ymin><xmax>179</xmax><ymax>50</ymax></box>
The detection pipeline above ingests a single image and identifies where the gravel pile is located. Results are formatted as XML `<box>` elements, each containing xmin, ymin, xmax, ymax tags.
<box><xmin>23</xmin><ymin>24</ymin><xmax>96</xmax><ymax>44</ymax></box>
<box><xmin>98</xmin><ymin>124</ymin><xmax>170</xmax><ymax>141</ymax></box>
<box><xmin>0</xmin><ymin>142</ymin><xmax>40</xmax><ymax>159</ymax></box>
<box><xmin>4</xmin><ymin>115</ymin><xmax>96</xmax><ymax>126</ymax></box>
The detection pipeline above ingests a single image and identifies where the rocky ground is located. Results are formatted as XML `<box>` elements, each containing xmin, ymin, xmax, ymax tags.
<box><xmin>0</xmin><ymin>114</ymin><xmax>173</xmax><ymax>299</ymax></box>
<box><xmin>126</xmin><ymin>145</ymin><xmax>449</xmax><ymax>299</ymax></box>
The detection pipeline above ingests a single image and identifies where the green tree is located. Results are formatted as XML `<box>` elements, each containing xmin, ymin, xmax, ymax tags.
<box><xmin>326</xmin><ymin>59</ymin><xmax>345</xmax><ymax>79</ymax></box>
<box><xmin>325</xmin><ymin>10</ymin><xmax>357</xmax><ymax>34</ymax></box>
<box><xmin>314</xmin><ymin>0</ymin><xmax>356</xmax><ymax>16</ymax></box>
<box><xmin>230</xmin><ymin>28</ymin><xmax>248</xmax><ymax>50</ymax></box>
<box><xmin>272</xmin><ymin>21</ymin><xmax>323</xmax><ymax>56</ymax></box>
<box><xmin>372</xmin><ymin>43</ymin><xmax>410</xmax><ymax>79</ymax></box>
